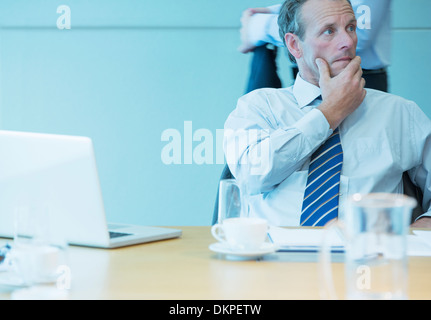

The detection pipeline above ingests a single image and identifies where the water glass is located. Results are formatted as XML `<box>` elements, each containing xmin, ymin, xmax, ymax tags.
<box><xmin>11</xmin><ymin>205</ymin><xmax>70</xmax><ymax>289</ymax></box>
<box><xmin>320</xmin><ymin>193</ymin><xmax>416</xmax><ymax>299</ymax></box>
<box><xmin>218</xmin><ymin>179</ymin><xmax>243</xmax><ymax>223</ymax></box>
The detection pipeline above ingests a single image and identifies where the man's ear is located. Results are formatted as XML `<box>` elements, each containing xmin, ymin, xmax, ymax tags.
<box><xmin>284</xmin><ymin>33</ymin><xmax>302</xmax><ymax>60</ymax></box>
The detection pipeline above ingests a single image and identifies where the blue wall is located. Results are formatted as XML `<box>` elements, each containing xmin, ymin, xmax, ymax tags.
<box><xmin>0</xmin><ymin>0</ymin><xmax>430</xmax><ymax>226</ymax></box>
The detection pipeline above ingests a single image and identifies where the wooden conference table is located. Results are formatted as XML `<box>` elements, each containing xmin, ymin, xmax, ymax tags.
<box><xmin>1</xmin><ymin>226</ymin><xmax>431</xmax><ymax>300</ymax></box>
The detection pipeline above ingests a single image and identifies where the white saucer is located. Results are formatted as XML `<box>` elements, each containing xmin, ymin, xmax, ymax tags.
<box><xmin>0</xmin><ymin>272</ymin><xmax>27</xmax><ymax>292</ymax></box>
<box><xmin>209</xmin><ymin>242</ymin><xmax>276</xmax><ymax>260</ymax></box>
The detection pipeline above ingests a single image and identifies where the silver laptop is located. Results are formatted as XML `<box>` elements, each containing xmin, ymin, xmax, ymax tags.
<box><xmin>0</xmin><ymin>130</ymin><xmax>181</xmax><ymax>248</ymax></box>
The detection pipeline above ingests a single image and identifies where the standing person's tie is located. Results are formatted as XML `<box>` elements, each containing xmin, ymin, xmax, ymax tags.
<box><xmin>300</xmin><ymin>127</ymin><xmax>343</xmax><ymax>226</ymax></box>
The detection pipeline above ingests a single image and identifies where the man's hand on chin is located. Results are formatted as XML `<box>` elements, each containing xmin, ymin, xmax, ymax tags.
<box><xmin>315</xmin><ymin>56</ymin><xmax>366</xmax><ymax>130</ymax></box>
<box><xmin>411</xmin><ymin>217</ymin><xmax>431</xmax><ymax>228</ymax></box>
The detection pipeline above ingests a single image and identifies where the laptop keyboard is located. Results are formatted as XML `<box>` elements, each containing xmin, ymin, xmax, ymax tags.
<box><xmin>109</xmin><ymin>231</ymin><xmax>132</xmax><ymax>239</ymax></box>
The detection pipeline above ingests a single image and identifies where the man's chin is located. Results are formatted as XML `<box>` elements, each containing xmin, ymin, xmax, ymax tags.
<box><xmin>329</xmin><ymin>67</ymin><xmax>345</xmax><ymax>77</ymax></box>
<box><xmin>331</xmin><ymin>60</ymin><xmax>351</xmax><ymax>76</ymax></box>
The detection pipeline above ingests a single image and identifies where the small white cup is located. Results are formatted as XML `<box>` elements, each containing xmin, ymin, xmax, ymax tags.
<box><xmin>11</xmin><ymin>244</ymin><xmax>61</xmax><ymax>285</ymax></box>
<box><xmin>11</xmin><ymin>205</ymin><xmax>70</xmax><ymax>286</ymax></box>
<box><xmin>211</xmin><ymin>217</ymin><xmax>268</xmax><ymax>251</ymax></box>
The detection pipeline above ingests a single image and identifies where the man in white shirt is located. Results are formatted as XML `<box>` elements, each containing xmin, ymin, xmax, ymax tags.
<box><xmin>239</xmin><ymin>0</ymin><xmax>391</xmax><ymax>92</ymax></box>
<box><xmin>224</xmin><ymin>0</ymin><xmax>431</xmax><ymax>228</ymax></box>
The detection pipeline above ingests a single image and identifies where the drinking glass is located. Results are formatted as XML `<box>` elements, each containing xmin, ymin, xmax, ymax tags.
<box><xmin>218</xmin><ymin>179</ymin><xmax>244</xmax><ymax>224</ymax></box>
<box><xmin>217</xmin><ymin>179</ymin><xmax>253</xmax><ymax>223</ymax></box>
<box><xmin>320</xmin><ymin>193</ymin><xmax>416</xmax><ymax>300</ymax></box>
<box><xmin>11</xmin><ymin>205</ymin><xmax>71</xmax><ymax>290</ymax></box>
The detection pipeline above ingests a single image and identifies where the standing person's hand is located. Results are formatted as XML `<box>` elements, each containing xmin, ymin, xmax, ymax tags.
<box><xmin>238</xmin><ymin>7</ymin><xmax>272</xmax><ymax>53</ymax></box>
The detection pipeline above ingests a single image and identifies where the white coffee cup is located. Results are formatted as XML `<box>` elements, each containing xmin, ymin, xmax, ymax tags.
<box><xmin>11</xmin><ymin>244</ymin><xmax>60</xmax><ymax>285</ymax></box>
<box><xmin>211</xmin><ymin>217</ymin><xmax>268</xmax><ymax>251</ymax></box>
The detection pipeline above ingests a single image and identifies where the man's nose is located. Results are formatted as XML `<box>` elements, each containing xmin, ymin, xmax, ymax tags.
<box><xmin>338</xmin><ymin>31</ymin><xmax>356</xmax><ymax>50</ymax></box>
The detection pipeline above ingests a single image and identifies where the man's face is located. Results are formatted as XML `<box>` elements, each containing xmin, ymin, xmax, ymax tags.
<box><xmin>296</xmin><ymin>0</ymin><xmax>357</xmax><ymax>85</ymax></box>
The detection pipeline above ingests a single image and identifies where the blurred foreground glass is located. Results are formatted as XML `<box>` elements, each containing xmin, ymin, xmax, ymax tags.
<box><xmin>218</xmin><ymin>179</ymin><xmax>249</xmax><ymax>223</ymax></box>
<box><xmin>11</xmin><ymin>205</ymin><xmax>71</xmax><ymax>291</ymax></box>
<box><xmin>320</xmin><ymin>193</ymin><xmax>416</xmax><ymax>300</ymax></box>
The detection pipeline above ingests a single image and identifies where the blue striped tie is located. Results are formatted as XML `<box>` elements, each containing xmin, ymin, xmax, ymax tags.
<box><xmin>300</xmin><ymin>127</ymin><xmax>343</xmax><ymax>226</ymax></box>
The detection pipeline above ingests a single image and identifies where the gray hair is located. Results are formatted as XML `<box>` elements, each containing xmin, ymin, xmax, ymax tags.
<box><xmin>277</xmin><ymin>0</ymin><xmax>309</xmax><ymax>63</ymax></box>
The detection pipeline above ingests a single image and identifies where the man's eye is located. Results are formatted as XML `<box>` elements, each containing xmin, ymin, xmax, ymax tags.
<box><xmin>323</xmin><ymin>29</ymin><xmax>334</xmax><ymax>35</ymax></box>
<box><xmin>348</xmin><ymin>25</ymin><xmax>356</xmax><ymax>32</ymax></box>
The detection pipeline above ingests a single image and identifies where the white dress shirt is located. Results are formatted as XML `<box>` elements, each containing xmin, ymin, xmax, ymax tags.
<box><xmin>224</xmin><ymin>75</ymin><xmax>431</xmax><ymax>226</ymax></box>
<box><xmin>247</xmin><ymin>0</ymin><xmax>391</xmax><ymax>69</ymax></box>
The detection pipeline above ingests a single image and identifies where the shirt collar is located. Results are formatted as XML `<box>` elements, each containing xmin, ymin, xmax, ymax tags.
<box><xmin>292</xmin><ymin>74</ymin><xmax>322</xmax><ymax>109</ymax></box>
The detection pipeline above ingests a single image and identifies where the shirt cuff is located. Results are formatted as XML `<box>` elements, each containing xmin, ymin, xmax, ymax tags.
<box><xmin>295</xmin><ymin>108</ymin><xmax>332</xmax><ymax>146</ymax></box>
<box><xmin>414</xmin><ymin>213</ymin><xmax>431</xmax><ymax>222</ymax></box>
<box><xmin>247</xmin><ymin>13</ymin><xmax>273</xmax><ymax>47</ymax></box>
<box><xmin>268</xmin><ymin>4</ymin><xmax>281</xmax><ymax>14</ymax></box>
